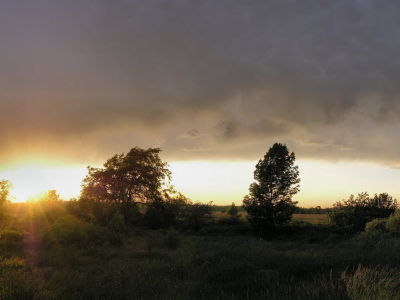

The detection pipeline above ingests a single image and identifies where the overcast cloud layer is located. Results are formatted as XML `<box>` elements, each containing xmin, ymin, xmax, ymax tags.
<box><xmin>1</xmin><ymin>0</ymin><xmax>400</xmax><ymax>168</ymax></box>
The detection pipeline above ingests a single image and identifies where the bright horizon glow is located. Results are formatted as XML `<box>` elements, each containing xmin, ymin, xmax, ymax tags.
<box><xmin>170</xmin><ymin>160</ymin><xmax>400</xmax><ymax>207</ymax></box>
<box><xmin>1</xmin><ymin>160</ymin><xmax>400</xmax><ymax>207</ymax></box>
<box><xmin>0</xmin><ymin>165</ymin><xmax>88</xmax><ymax>202</ymax></box>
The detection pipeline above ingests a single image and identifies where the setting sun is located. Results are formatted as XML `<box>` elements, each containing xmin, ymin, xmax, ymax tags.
<box><xmin>0</xmin><ymin>166</ymin><xmax>87</xmax><ymax>202</ymax></box>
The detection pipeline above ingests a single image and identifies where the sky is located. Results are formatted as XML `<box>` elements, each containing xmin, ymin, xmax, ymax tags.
<box><xmin>1</xmin><ymin>0</ymin><xmax>400</xmax><ymax>206</ymax></box>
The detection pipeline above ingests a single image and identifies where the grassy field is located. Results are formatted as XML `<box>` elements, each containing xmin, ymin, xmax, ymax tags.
<box><xmin>213</xmin><ymin>211</ymin><xmax>328</xmax><ymax>224</ymax></box>
<box><xmin>1</xmin><ymin>207</ymin><xmax>400</xmax><ymax>299</ymax></box>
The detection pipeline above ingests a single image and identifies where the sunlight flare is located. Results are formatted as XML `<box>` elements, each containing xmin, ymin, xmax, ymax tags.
<box><xmin>0</xmin><ymin>166</ymin><xmax>88</xmax><ymax>202</ymax></box>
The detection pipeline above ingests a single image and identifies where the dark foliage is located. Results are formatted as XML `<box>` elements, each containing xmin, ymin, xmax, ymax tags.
<box><xmin>0</xmin><ymin>179</ymin><xmax>13</xmax><ymax>220</ymax></box>
<box><xmin>180</xmin><ymin>201</ymin><xmax>214</xmax><ymax>231</ymax></box>
<box><xmin>163</xmin><ymin>230</ymin><xmax>181</xmax><ymax>249</ymax></box>
<box><xmin>42</xmin><ymin>215</ymin><xmax>110</xmax><ymax>247</ymax></box>
<box><xmin>144</xmin><ymin>199</ymin><xmax>179</xmax><ymax>229</ymax></box>
<box><xmin>69</xmin><ymin>197</ymin><xmax>143</xmax><ymax>226</ymax></box>
<box><xmin>328</xmin><ymin>192</ymin><xmax>397</xmax><ymax>232</ymax></box>
<box><xmin>243</xmin><ymin>143</ymin><xmax>300</xmax><ymax>233</ymax></box>
<box><xmin>226</xmin><ymin>202</ymin><xmax>240</xmax><ymax>218</ymax></box>
<box><xmin>81</xmin><ymin>147</ymin><xmax>171</xmax><ymax>216</ymax></box>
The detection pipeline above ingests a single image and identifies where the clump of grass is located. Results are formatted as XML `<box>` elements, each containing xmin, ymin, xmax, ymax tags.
<box><xmin>342</xmin><ymin>265</ymin><xmax>400</xmax><ymax>299</ymax></box>
<box><xmin>42</xmin><ymin>215</ymin><xmax>109</xmax><ymax>247</ymax></box>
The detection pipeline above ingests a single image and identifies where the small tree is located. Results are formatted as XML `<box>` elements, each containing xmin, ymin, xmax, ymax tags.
<box><xmin>243</xmin><ymin>143</ymin><xmax>300</xmax><ymax>232</ymax></box>
<box><xmin>0</xmin><ymin>179</ymin><xmax>13</xmax><ymax>219</ymax></box>
<box><xmin>226</xmin><ymin>202</ymin><xmax>239</xmax><ymax>218</ymax></box>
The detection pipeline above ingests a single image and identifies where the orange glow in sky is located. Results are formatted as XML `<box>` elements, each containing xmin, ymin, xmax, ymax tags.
<box><xmin>1</xmin><ymin>160</ymin><xmax>400</xmax><ymax>207</ymax></box>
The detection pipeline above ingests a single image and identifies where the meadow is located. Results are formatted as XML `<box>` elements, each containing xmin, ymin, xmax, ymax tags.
<box><xmin>1</xmin><ymin>202</ymin><xmax>400</xmax><ymax>300</ymax></box>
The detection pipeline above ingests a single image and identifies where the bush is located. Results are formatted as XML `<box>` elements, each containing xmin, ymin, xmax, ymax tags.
<box><xmin>164</xmin><ymin>230</ymin><xmax>181</xmax><ymax>250</ymax></box>
<box><xmin>226</xmin><ymin>203</ymin><xmax>239</xmax><ymax>218</ymax></box>
<box><xmin>386</xmin><ymin>211</ymin><xmax>400</xmax><ymax>236</ymax></box>
<box><xmin>180</xmin><ymin>202</ymin><xmax>214</xmax><ymax>231</ymax></box>
<box><xmin>43</xmin><ymin>215</ymin><xmax>108</xmax><ymax>247</ymax></box>
<box><xmin>109</xmin><ymin>211</ymin><xmax>127</xmax><ymax>233</ymax></box>
<box><xmin>144</xmin><ymin>199</ymin><xmax>178</xmax><ymax>229</ymax></box>
<box><xmin>364</xmin><ymin>219</ymin><xmax>388</xmax><ymax>236</ymax></box>
<box><xmin>329</xmin><ymin>192</ymin><xmax>397</xmax><ymax>232</ymax></box>
<box><xmin>69</xmin><ymin>198</ymin><xmax>116</xmax><ymax>226</ymax></box>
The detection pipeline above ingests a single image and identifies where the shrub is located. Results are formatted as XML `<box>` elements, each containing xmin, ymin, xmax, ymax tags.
<box><xmin>226</xmin><ymin>203</ymin><xmax>239</xmax><ymax>218</ymax></box>
<box><xmin>180</xmin><ymin>202</ymin><xmax>214</xmax><ymax>231</ymax></box>
<box><xmin>43</xmin><ymin>215</ymin><xmax>108</xmax><ymax>247</ymax></box>
<box><xmin>109</xmin><ymin>211</ymin><xmax>127</xmax><ymax>233</ymax></box>
<box><xmin>144</xmin><ymin>199</ymin><xmax>178</xmax><ymax>229</ymax></box>
<box><xmin>364</xmin><ymin>219</ymin><xmax>388</xmax><ymax>236</ymax></box>
<box><xmin>329</xmin><ymin>192</ymin><xmax>397</xmax><ymax>232</ymax></box>
<box><xmin>69</xmin><ymin>198</ymin><xmax>117</xmax><ymax>226</ymax></box>
<box><xmin>386</xmin><ymin>211</ymin><xmax>400</xmax><ymax>236</ymax></box>
<box><xmin>164</xmin><ymin>230</ymin><xmax>181</xmax><ymax>250</ymax></box>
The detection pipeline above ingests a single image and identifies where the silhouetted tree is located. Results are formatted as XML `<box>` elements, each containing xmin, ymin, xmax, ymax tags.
<box><xmin>0</xmin><ymin>179</ymin><xmax>13</xmax><ymax>219</ymax></box>
<box><xmin>81</xmin><ymin>147</ymin><xmax>171</xmax><ymax>221</ymax></box>
<box><xmin>226</xmin><ymin>202</ymin><xmax>239</xmax><ymax>218</ymax></box>
<box><xmin>243</xmin><ymin>143</ymin><xmax>300</xmax><ymax>232</ymax></box>
<box><xmin>28</xmin><ymin>190</ymin><xmax>62</xmax><ymax>202</ymax></box>
<box><xmin>329</xmin><ymin>192</ymin><xmax>397</xmax><ymax>232</ymax></box>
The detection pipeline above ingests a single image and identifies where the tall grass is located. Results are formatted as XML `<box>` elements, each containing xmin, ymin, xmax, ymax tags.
<box><xmin>2</xmin><ymin>215</ymin><xmax>400</xmax><ymax>299</ymax></box>
<box><xmin>342</xmin><ymin>265</ymin><xmax>400</xmax><ymax>300</ymax></box>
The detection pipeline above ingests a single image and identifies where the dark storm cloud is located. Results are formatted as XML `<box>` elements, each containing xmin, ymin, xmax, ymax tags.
<box><xmin>1</xmin><ymin>0</ymin><xmax>400</xmax><ymax>167</ymax></box>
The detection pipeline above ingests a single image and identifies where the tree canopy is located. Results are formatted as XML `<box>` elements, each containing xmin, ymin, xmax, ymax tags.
<box><xmin>243</xmin><ymin>143</ymin><xmax>300</xmax><ymax>232</ymax></box>
<box><xmin>81</xmin><ymin>147</ymin><xmax>171</xmax><ymax>205</ymax></box>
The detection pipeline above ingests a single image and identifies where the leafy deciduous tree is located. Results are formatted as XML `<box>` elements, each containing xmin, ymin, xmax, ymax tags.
<box><xmin>81</xmin><ymin>147</ymin><xmax>171</xmax><ymax>204</ymax></box>
<box><xmin>80</xmin><ymin>147</ymin><xmax>172</xmax><ymax>223</ymax></box>
<box><xmin>243</xmin><ymin>143</ymin><xmax>300</xmax><ymax>232</ymax></box>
